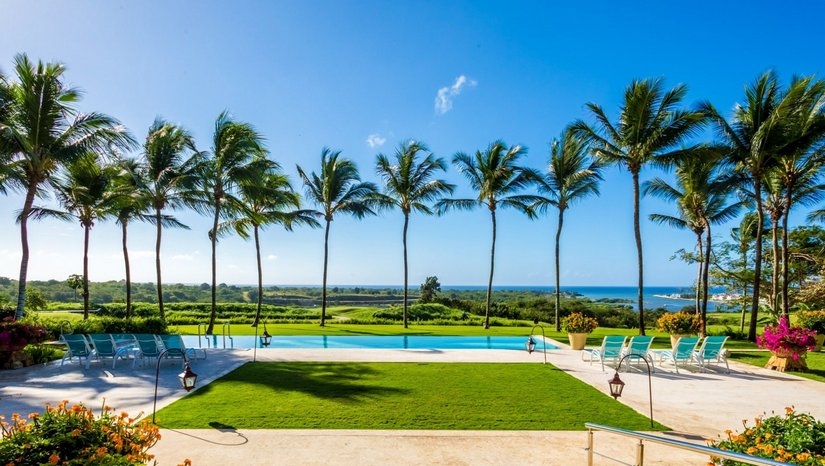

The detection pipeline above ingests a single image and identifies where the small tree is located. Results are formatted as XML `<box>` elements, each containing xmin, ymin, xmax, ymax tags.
<box><xmin>419</xmin><ymin>276</ymin><xmax>441</xmax><ymax>303</ymax></box>
<box><xmin>66</xmin><ymin>274</ymin><xmax>83</xmax><ymax>302</ymax></box>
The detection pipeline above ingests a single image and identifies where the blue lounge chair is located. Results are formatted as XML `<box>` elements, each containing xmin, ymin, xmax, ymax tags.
<box><xmin>133</xmin><ymin>334</ymin><xmax>164</xmax><ymax>368</ymax></box>
<box><xmin>659</xmin><ymin>336</ymin><xmax>700</xmax><ymax>373</ymax></box>
<box><xmin>60</xmin><ymin>334</ymin><xmax>95</xmax><ymax>369</ymax></box>
<box><xmin>621</xmin><ymin>336</ymin><xmax>655</xmax><ymax>372</ymax></box>
<box><xmin>583</xmin><ymin>335</ymin><xmax>627</xmax><ymax>372</ymax></box>
<box><xmin>88</xmin><ymin>334</ymin><xmax>135</xmax><ymax>369</ymax></box>
<box><xmin>693</xmin><ymin>335</ymin><xmax>730</xmax><ymax>373</ymax></box>
<box><xmin>158</xmin><ymin>334</ymin><xmax>206</xmax><ymax>361</ymax></box>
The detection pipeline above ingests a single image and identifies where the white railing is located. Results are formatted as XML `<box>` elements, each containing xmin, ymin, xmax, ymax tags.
<box><xmin>585</xmin><ymin>423</ymin><xmax>790</xmax><ymax>466</ymax></box>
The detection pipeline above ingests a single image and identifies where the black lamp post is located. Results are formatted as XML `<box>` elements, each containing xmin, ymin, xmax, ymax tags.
<box><xmin>152</xmin><ymin>349</ymin><xmax>198</xmax><ymax>424</ymax></box>
<box><xmin>525</xmin><ymin>336</ymin><xmax>536</xmax><ymax>353</ymax></box>
<box><xmin>260</xmin><ymin>322</ymin><xmax>272</xmax><ymax>347</ymax></box>
<box><xmin>607</xmin><ymin>354</ymin><xmax>653</xmax><ymax>428</ymax></box>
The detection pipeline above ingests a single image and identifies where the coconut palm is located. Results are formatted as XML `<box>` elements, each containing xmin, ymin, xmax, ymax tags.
<box><xmin>700</xmin><ymin>71</ymin><xmax>824</xmax><ymax>340</ymax></box>
<box><xmin>220</xmin><ymin>162</ymin><xmax>321</xmax><ymax>326</ymax></box>
<box><xmin>0</xmin><ymin>53</ymin><xmax>135</xmax><ymax>320</ymax></box>
<box><xmin>373</xmin><ymin>140</ymin><xmax>454</xmax><ymax>328</ymax></box>
<box><xmin>644</xmin><ymin>151</ymin><xmax>742</xmax><ymax>334</ymax></box>
<box><xmin>189</xmin><ymin>111</ymin><xmax>267</xmax><ymax>335</ymax></box>
<box><xmin>141</xmin><ymin>118</ymin><xmax>198</xmax><ymax>320</ymax></box>
<box><xmin>571</xmin><ymin>78</ymin><xmax>706</xmax><ymax>334</ymax></box>
<box><xmin>297</xmin><ymin>149</ymin><xmax>378</xmax><ymax>326</ymax></box>
<box><xmin>48</xmin><ymin>153</ymin><xmax>122</xmax><ymax>319</ymax></box>
<box><xmin>435</xmin><ymin>140</ymin><xmax>537</xmax><ymax>329</ymax></box>
<box><xmin>529</xmin><ymin>129</ymin><xmax>602</xmax><ymax>331</ymax></box>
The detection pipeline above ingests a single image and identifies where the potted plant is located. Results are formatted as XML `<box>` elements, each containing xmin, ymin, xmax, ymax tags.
<box><xmin>796</xmin><ymin>310</ymin><xmax>825</xmax><ymax>352</ymax></box>
<box><xmin>656</xmin><ymin>311</ymin><xmax>701</xmax><ymax>348</ymax></box>
<box><xmin>758</xmin><ymin>316</ymin><xmax>817</xmax><ymax>371</ymax></box>
<box><xmin>562</xmin><ymin>312</ymin><xmax>597</xmax><ymax>350</ymax></box>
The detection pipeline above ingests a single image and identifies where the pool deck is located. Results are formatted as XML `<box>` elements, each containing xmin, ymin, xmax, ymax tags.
<box><xmin>2</xmin><ymin>343</ymin><xmax>825</xmax><ymax>465</ymax></box>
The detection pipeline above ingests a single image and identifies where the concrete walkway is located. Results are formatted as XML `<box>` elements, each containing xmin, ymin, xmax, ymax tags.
<box><xmin>2</xmin><ymin>344</ymin><xmax>824</xmax><ymax>465</ymax></box>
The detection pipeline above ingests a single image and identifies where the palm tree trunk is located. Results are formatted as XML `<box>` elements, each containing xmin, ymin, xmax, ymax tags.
<box><xmin>207</xmin><ymin>205</ymin><xmax>220</xmax><ymax>335</ymax></box>
<box><xmin>632</xmin><ymin>171</ymin><xmax>645</xmax><ymax>335</ymax></box>
<box><xmin>15</xmin><ymin>185</ymin><xmax>37</xmax><ymax>320</ymax></box>
<box><xmin>554</xmin><ymin>208</ymin><xmax>564</xmax><ymax>332</ymax></box>
<box><xmin>695</xmin><ymin>233</ymin><xmax>703</xmax><ymax>315</ymax></box>
<box><xmin>485</xmin><ymin>208</ymin><xmax>497</xmax><ymax>330</ymax></box>
<box><xmin>122</xmin><ymin>221</ymin><xmax>132</xmax><ymax>319</ymax></box>
<box><xmin>771</xmin><ymin>215</ymin><xmax>780</xmax><ymax>317</ymax></box>
<box><xmin>321</xmin><ymin>218</ymin><xmax>331</xmax><ymax>327</ymax></box>
<box><xmin>702</xmin><ymin>223</ymin><xmax>712</xmax><ymax>337</ymax></box>
<box><xmin>749</xmin><ymin>178</ymin><xmax>765</xmax><ymax>342</ymax></box>
<box><xmin>254</xmin><ymin>225</ymin><xmax>263</xmax><ymax>327</ymax></box>
<box><xmin>781</xmin><ymin>192</ymin><xmax>792</xmax><ymax>317</ymax></box>
<box><xmin>155</xmin><ymin>207</ymin><xmax>165</xmax><ymax>320</ymax></box>
<box><xmin>402</xmin><ymin>212</ymin><xmax>410</xmax><ymax>329</ymax></box>
<box><xmin>82</xmin><ymin>224</ymin><xmax>91</xmax><ymax>320</ymax></box>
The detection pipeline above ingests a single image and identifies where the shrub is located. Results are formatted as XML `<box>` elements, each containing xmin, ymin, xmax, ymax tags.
<box><xmin>656</xmin><ymin>311</ymin><xmax>701</xmax><ymax>334</ymax></box>
<box><xmin>562</xmin><ymin>312</ymin><xmax>598</xmax><ymax>333</ymax></box>
<box><xmin>0</xmin><ymin>401</ymin><xmax>161</xmax><ymax>465</ymax></box>
<box><xmin>757</xmin><ymin>316</ymin><xmax>816</xmax><ymax>357</ymax></box>
<box><xmin>710</xmin><ymin>407</ymin><xmax>825</xmax><ymax>465</ymax></box>
<box><xmin>796</xmin><ymin>310</ymin><xmax>825</xmax><ymax>334</ymax></box>
<box><xmin>0</xmin><ymin>318</ymin><xmax>49</xmax><ymax>350</ymax></box>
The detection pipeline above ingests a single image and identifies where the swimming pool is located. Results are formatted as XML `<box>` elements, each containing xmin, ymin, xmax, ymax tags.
<box><xmin>182</xmin><ymin>335</ymin><xmax>558</xmax><ymax>351</ymax></box>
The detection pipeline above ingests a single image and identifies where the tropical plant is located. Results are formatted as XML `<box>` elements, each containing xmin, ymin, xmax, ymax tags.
<box><xmin>0</xmin><ymin>317</ymin><xmax>48</xmax><ymax>350</ymax></box>
<box><xmin>562</xmin><ymin>312</ymin><xmax>598</xmax><ymax>333</ymax></box>
<box><xmin>141</xmin><ymin>118</ymin><xmax>198</xmax><ymax>320</ymax></box>
<box><xmin>710</xmin><ymin>407</ymin><xmax>825</xmax><ymax>465</ymax></box>
<box><xmin>419</xmin><ymin>276</ymin><xmax>441</xmax><ymax>304</ymax></box>
<box><xmin>644</xmin><ymin>150</ymin><xmax>742</xmax><ymax>334</ymax></box>
<box><xmin>757</xmin><ymin>316</ymin><xmax>816</xmax><ymax>356</ymax></box>
<box><xmin>49</xmin><ymin>152</ymin><xmax>122</xmax><ymax>319</ymax></box>
<box><xmin>297</xmin><ymin>148</ymin><xmax>378</xmax><ymax>326</ymax></box>
<box><xmin>373</xmin><ymin>140</ymin><xmax>454</xmax><ymax>328</ymax></box>
<box><xmin>0</xmin><ymin>53</ymin><xmax>135</xmax><ymax>320</ymax></box>
<box><xmin>0</xmin><ymin>401</ymin><xmax>161</xmax><ymax>465</ymax></box>
<box><xmin>656</xmin><ymin>311</ymin><xmax>701</xmax><ymax>335</ymax></box>
<box><xmin>700</xmin><ymin>71</ymin><xmax>823</xmax><ymax>341</ymax></box>
<box><xmin>796</xmin><ymin>310</ymin><xmax>825</xmax><ymax>333</ymax></box>
<box><xmin>189</xmin><ymin>112</ymin><xmax>267</xmax><ymax>335</ymax></box>
<box><xmin>222</xmin><ymin>161</ymin><xmax>320</xmax><ymax>326</ymax></box>
<box><xmin>435</xmin><ymin>140</ymin><xmax>537</xmax><ymax>329</ymax></box>
<box><xmin>571</xmin><ymin>78</ymin><xmax>706</xmax><ymax>334</ymax></box>
<box><xmin>66</xmin><ymin>274</ymin><xmax>83</xmax><ymax>302</ymax></box>
<box><xmin>530</xmin><ymin>129</ymin><xmax>602</xmax><ymax>331</ymax></box>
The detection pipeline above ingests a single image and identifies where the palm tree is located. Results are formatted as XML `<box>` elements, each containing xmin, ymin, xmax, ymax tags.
<box><xmin>644</xmin><ymin>151</ymin><xmax>742</xmax><ymax>334</ymax></box>
<box><xmin>435</xmin><ymin>140</ymin><xmax>537</xmax><ymax>329</ymax></box>
<box><xmin>700</xmin><ymin>71</ymin><xmax>824</xmax><ymax>340</ymax></box>
<box><xmin>297</xmin><ymin>148</ymin><xmax>378</xmax><ymax>326</ymax></box>
<box><xmin>571</xmin><ymin>78</ymin><xmax>706</xmax><ymax>334</ymax></box>
<box><xmin>529</xmin><ymin>130</ymin><xmax>602</xmax><ymax>331</ymax></box>
<box><xmin>1</xmin><ymin>53</ymin><xmax>135</xmax><ymax>320</ymax></box>
<box><xmin>141</xmin><ymin>118</ymin><xmax>198</xmax><ymax>320</ymax></box>
<box><xmin>221</xmin><ymin>162</ymin><xmax>320</xmax><ymax>326</ymax></box>
<box><xmin>190</xmin><ymin>112</ymin><xmax>267</xmax><ymax>335</ymax></box>
<box><xmin>373</xmin><ymin>140</ymin><xmax>454</xmax><ymax>328</ymax></box>
<box><xmin>49</xmin><ymin>153</ymin><xmax>122</xmax><ymax>319</ymax></box>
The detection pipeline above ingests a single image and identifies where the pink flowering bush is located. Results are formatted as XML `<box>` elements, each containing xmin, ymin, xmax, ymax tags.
<box><xmin>0</xmin><ymin>318</ymin><xmax>49</xmax><ymax>351</ymax></box>
<box><xmin>757</xmin><ymin>317</ymin><xmax>816</xmax><ymax>359</ymax></box>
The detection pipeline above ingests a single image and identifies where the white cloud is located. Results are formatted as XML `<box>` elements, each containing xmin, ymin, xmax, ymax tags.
<box><xmin>366</xmin><ymin>134</ymin><xmax>386</xmax><ymax>148</ymax></box>
<box><xmin>267</xmin><ymin>254</ymin><xmax>278</xmax><ymax>261</ymax></box>
<box><xmin>171</xmin><ymin>254</ymin><xmax>194</xmax><ymax>261</ymax></box>
<box><xmin>434</xmin><ymin>75</ymin><xmax>477</xmax><ymax>114</ymax></box>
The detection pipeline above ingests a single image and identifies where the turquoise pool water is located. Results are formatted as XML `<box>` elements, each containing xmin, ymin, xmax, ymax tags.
<box><xmin>182</xmin><ymin>335</ymin><xmax>557</xmax><ymax>351</ymax></box>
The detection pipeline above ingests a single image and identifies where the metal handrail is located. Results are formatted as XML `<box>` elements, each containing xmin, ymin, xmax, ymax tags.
<box><xmin>585</xmin><ymin>423</ymin><xmax>789</xmax><ymax>466</ymax></box>
<box><xmin>222</xmin><ymin>322</ymin><xmax>233</xmax><ymax>349</ymax></box>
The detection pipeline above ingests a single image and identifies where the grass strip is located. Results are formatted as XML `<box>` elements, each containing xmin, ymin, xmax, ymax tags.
<box><xmin>156</xmin><ymin>362</ymin><xmax>667</xmax><ymax>431</ymax></box>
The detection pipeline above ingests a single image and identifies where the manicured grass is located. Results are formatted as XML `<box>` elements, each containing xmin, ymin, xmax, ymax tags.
<box><xmin>728</xmin><ymin>350</ymin><xmax>825</xmax><ymax>383</ymax></box>
<box><xmin>156</xmin><ymin>362</ymin><xmax>667</xmax><ymax>431</ymax></box>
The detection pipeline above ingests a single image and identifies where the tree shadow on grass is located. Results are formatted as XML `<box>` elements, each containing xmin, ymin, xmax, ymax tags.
<box><xmin>192</xmin><ymin>362</ymin><xmax>410</xmax><ymax>402</ymax></box>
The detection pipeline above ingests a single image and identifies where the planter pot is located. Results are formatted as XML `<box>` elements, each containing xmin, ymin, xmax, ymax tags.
<box><xmin>815</xmin><ymin>333</ymin><xmax>825</xmax><ymax>352</ymax></box>
<box><xmin>669</xmin><ymin>334</ymin><xmax>690</xmax><ymax>349</ymax></box>
<box><xmin>567</xmin><ymin>333</ymin><xmax>588</xmax><ymax>350</ymax></box>
<box><xmin>766</xmin><ymin>349</ymin><xmax>808</xmax><ymax>372</ymax></box>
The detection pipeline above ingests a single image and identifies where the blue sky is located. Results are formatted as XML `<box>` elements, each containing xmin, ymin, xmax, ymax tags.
<box><xmin>1</xmin><ymin>1</ymin><xmax>824</xmax><ymax>287</ymax></box>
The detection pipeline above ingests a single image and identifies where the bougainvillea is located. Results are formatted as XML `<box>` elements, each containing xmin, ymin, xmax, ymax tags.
<box><xmin>757</xmin><ymin>317</ymin><xmax>816</xmax><ymax>359</ymax></box>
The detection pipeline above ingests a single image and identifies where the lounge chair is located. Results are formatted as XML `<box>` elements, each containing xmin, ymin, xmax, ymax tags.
<box><xmin>659</xmin><ymin>336</ymin><xmax>700</xmax><ymax>373</ymax></box>
<box><xmin>158</xmin><ymin>334</ymin><xmax>207</xmax><ymax>361</ymax></box>
<box><xmin>133</xmin><ymin>334</ymin><xmax>165</xmax><ymax>368</ymax></box>
<box><xmin>88</xmin><ymin>334</ymin><xmax>135</xmax><ymax>369</ymax></box>
<box><xmin>60</xmin><ymin>334</ymin><xmax>95</xmax><ymax>369</ymax></box>
<box><xmin>583</xmin><ymin>335</ymin><xmax>627</xmax><ymax>372</ymax></box>
<box><xmin>693</xmin><ymin>335</ymin><xmax>730</xmax><ymax>373</ymax></box>
<box><xmin>621</xmin><ymin>336</ymin><xmax>655</xmax><ymax>372</ymax></box>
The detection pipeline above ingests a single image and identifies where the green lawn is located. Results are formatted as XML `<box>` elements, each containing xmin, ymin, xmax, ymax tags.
<box><xmin>728</xmin><ymin>350</ymin><xmax>825</xmax><ymax>383</ymax></box>
<box><xmin>155</xmin><ymin>362</ymin><xmax>667</xmax><ymax>431</ymax></box>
